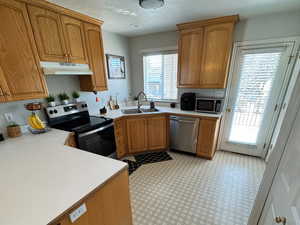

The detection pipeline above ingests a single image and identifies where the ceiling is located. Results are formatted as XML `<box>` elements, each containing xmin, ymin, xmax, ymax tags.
<box><xmin>48</xmin><ymin>0</ymin><xmax>300</xmax><ymax>37</ymax></box>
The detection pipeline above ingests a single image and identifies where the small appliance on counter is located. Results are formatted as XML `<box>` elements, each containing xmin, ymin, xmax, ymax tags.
<box><xmin>180</xmin><ymin>93</ymin><xmax>196</xmax><ymax>111</ymax></box>
<box><xmin>45</xmin><ymin>101</ymin><xmax>116</xmax><ymax>158</ymax></box>
<box><xmin>195</xmin><ymin>97</ymin><xmax>223</xmax><ymax>114</ymax></box>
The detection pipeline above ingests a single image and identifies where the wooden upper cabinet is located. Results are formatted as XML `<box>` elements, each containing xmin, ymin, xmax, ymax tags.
<box><xmin>147</xmin><ymin>116</ymin><xmax>167</xmax><ymax>150</ymax></box>
<box><xmin>126</xmin><ymin>118</ymin><xmax>148</xmax><ymax>153</ymax></box>
<box><xmin>0</xmin><ymin>0</ymin><xmax>48</xmax><ymax>101</ymax></box>
<box><xmin>177</xmin><ymin>15</ymin><xmax>238</xmax><ymax>89</ymax></box>
<box><xmin>200</xmin><ymin>23</ymin><xmax>234</xmax><ymax>88</ymax></box>
<box><xmin>61</xmin><ymin>15</ymin><xmax>88</xmax><ymax>64</ymax></box>
<box><xmin>178</xmin><ymin>28</ymin><xmax>203</xmax><ymax>87</ymax></box>
<box><xmin>27</xmin><ymin>5</ymin><xmax>68</xmax><ymax>62</ymax></box>
<box><xmin>80</xmin><ymin>23</ymin><xmax>107</xmax><ymax>91</ymax></box>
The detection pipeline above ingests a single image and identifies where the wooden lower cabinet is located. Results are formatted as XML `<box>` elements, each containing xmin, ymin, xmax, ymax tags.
<box><xmin>115</xmin><ymin>115</ymin><xmax>169</xmax><ymax>157</ymax></box>
<box><xmin>114</xmin><ymin>118</ymin><xmax>128</xmax><ymax>158</ymax></box>
<box><xmin>196</xmin><ymin>118</ymin><xmax>221</xmax><ymax>159</ymax></box>
<box><xmin>64</xmin><ymin>132</ymin><xmax>77</xmax><ymax>148</ymax></box>
<box><xmin>50</xmin><ymin>169</ymin><xmax>132</xmax><ymax>225</ymax></box>
<box><xmin>147</xmin><ymin>116</ymin><xmax>168</xmax><ymax>150</ymax></box>
<box><xmin>126</xmin><ymin>117</ymin><xmax>148</xmax><ymax>153</ymax></box>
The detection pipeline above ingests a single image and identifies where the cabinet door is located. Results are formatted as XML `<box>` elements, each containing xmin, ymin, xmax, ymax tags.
<box><xmin>178</xmin><ymin>28</ymin><xmax>204</xmax><ymax>88</ymax></box>
<box><xmin>126</xmin><ymin>118</ymin><xmax>148</xmax><ymax>153</ymax></box>
<box><xmin>27</xmin><ymin>5</ymin><xmax>68</xmax><ymax>62</ymax></box>
<box><xmin>114</xmin><ymin>118</ymin><xmax>128</xmax><ymax>158</ymax></box>
<box><xmin>196</xmin><ymin>118</ymin><xmax>220</xmax><ymax>159</ymax></box>
<box><xmin>80</xmin><ymin>23</ymin><xmax>107</xmax><ymax>91</ymax></box>
<box><xmin>0</xmin><ymin>0</ymin><xmax>48</xmax><ymax>101</ymax></box>
<box><xmin>147</xmin><ymin>116</ymin><xmax>167</xmax><ymax>150</ymax></box>
<box><xmin>61</xmin><ymin>15</ymin><xmax>88</xmax><ymax>64</ymax></box>
<box><xmin>0</xmin><ymin>67</ymin><xmax>9</xmax><ymax>102</ymax></box>
<box><xmin>200</xmin><ymin>23</ymin><xmax>234</xmax><ymax>88</ymax></box>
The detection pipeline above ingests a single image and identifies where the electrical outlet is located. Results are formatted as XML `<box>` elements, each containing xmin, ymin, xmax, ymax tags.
<box><xmin>4</xmin><ymin>113</ymin><xmax>13</xmax><ymax>123</ymax></box>
<box><xmin>69</xmin><ymin>203</ymin><xmax>87</xmax><ymax>223</ymax></box>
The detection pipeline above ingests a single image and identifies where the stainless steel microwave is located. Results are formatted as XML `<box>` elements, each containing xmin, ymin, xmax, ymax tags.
<box><xmin>195</xmin><ymin>98</ymin><xmax>223</xmax><ymax>113</ymax></box>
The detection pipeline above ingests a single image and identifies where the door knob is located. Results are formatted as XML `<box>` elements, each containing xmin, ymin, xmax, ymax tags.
<box><xmin>275</xmin><ymin>216</ymin><xmax>287</xmax><ymax>225</ymax></box>
<box><xmin>226</xmin><ymin>108</ymin><xmax>232</xmax><ymax>112</ymax></box>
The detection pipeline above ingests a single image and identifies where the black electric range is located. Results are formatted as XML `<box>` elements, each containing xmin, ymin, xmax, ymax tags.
<box><xmin>45</xmin><ymin>102</ymin><xmax>116</xmax><ymax>157</ymax></box>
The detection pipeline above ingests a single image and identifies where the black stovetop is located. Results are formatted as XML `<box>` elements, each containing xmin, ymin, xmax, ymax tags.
<box><xmin>51</xmin><ymin>115</ymin><xmax>112</xmax><ymax>134</ymax></box>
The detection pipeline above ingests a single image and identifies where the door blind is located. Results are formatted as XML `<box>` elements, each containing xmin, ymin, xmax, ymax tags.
<box><xmin>229</xmin><ymin>49</ymin><xmax>283</xmax><ymax>144</ymax></box>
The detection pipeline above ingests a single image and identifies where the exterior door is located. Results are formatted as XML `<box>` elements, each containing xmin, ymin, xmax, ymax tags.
<box><xmin>200</xmin><ymin>23</ymin><xmax>234</xmax><ymax>88</ymax></box>
<box><xmin>259</xmin><ymin>102</ymin><xmax>300</xmax><ymax>225</ymax></box>
<box><xmin>126</xmin><ymin>118</ymin><xmax>147</xmax><ymax>153</ymax></box>
<box><xmin>61</xmin><ymin>15</ymin><xmax>88</xmax><ymax>64</ymax></box>
<box><xmin>27</xmin><ymin>5</ymin><xmax>68</xmax><ymax>62</ymax></box>
<box><xmin>147</xmin><ymin>116</ymin><xmax>167</xmax><ymax>150</ymax></box>
<box><xmin>177</xmin><ymin>28</ymin><xmax>203</xmax><ymax>87</ymax></box>
<box><xmin>0</xmin><ymin>0</ymin><xmax>48</xmax><ymax>101</ymax></box>
<box><xmin>220</xmin><ymin>41</ymin><xmax>294</xmax><ymax>157</ymax></box>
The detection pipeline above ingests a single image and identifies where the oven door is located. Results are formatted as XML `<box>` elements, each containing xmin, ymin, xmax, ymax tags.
<box><xmin>196</xmin><ymin>99</ymin><xmax>216</xmax><ymax>113</ymax></box>
<box><xmin>76</xmin><ymin>123</ymin><xmax>116</xmax><ymax>157</ymax></box>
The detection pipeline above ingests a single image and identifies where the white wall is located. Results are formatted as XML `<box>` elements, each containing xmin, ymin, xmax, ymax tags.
<box><xmin>0</xmin><ymin>31</ymin><xmax>131</xmax><ymax>135</ymax></box>
<box><xmin>129</xmin><ymin>10</ymin><xmax>300</xmax><ymax>98</ymax></box>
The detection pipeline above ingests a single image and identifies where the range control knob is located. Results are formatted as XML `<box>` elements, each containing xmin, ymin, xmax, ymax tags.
<box><xmin>54</xmin><ymin>109</ymin><xmax>58</xmax><ymax>114</ymax></box>
<box><xmin>49</xmin><ymin>110</ymin><xmax>54</xmax><ymax>114</ymax></box>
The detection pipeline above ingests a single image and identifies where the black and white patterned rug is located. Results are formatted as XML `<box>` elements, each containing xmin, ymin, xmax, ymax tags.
<box><xmin>122</xmin><ymin>159</ymin><xmax>141</xmax><ymax>175</ymax></box>
<box><xmin>134</xmin><ymin>152</ymin><xmax>173</xmax><ymax>165</ymax></box>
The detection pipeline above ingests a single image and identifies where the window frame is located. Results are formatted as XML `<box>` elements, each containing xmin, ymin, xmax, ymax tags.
<box><xmin>142</xmin><ymin>50</ymin><xmax>179</xmax><ymax>102</ymax></box>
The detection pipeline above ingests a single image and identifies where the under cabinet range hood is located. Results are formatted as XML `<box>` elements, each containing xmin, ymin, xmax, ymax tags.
<box><xmin>40</xmin><ymin>62</ymin><xmax>93</xmax><ymax>76</ymax></box>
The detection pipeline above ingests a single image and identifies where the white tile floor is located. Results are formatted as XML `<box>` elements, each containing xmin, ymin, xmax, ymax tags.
<box><xmin>128</xmin><ymin>151</ymin><xmax>265</xmax><ymax>225</ymax></box>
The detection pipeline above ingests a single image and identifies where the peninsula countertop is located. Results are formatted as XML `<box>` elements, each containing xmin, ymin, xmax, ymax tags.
<box><xmin>90</xmin><ymin>106</ymin><xmax>222</xmax><ymax>119</ymax></box>
<box><xmin>0</xmin><ymin>129</ymin><xmax>127</xmax><ymax>225</ymax></box>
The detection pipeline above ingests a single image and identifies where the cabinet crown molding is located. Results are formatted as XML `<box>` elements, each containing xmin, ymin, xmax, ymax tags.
<box><xmin>176</xmin><ymin>15</ymin><xmax>239</xmax><ymax>30</ymax></box>
<box><xmin>22</xmin><ymin>0</ymin><xmax>103</xmax><ymax>25</ymax></box>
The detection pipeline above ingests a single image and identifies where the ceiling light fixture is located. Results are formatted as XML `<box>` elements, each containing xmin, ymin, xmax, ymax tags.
<box><xmin>139</xmin><ymin>0</ymin><xmax>165</xmax><ymax>9</ymax></box>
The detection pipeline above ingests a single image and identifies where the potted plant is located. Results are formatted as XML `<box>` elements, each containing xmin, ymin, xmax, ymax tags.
<box><xmin>45</xmin><ymin>95</ymin><xmax>56</xmax><ymax>107</ymax></box>
<box><xmin>58</xmin><ymin>92</ymin><xmax>70</xmax><ymax>105</ymax></box>
<box><xmin>7</xmin><ymin>122</ymin><xmax>22</xmax><ymax>138</ymax></box>
<box><xmin>72</xmin><ymin>91</ymin><xmax>80</xmax><ymax>103</ymax></box>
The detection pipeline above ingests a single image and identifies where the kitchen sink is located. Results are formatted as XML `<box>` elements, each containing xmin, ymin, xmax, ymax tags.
<box><xmin>122</xmin><ymin>108</ymin><xmax>159</xmax><ymax>114</ymax></box>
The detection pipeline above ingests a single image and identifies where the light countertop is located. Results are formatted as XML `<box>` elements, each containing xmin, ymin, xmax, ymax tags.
<box><xmin>0</xmin><ymin>129</ymin><xmax>127</xmax><ymax>225</ymax></box>
<box><xmin>90</xmin><ymin>106</ymin><xmax>222</xmax><ymax>119</ymax></box>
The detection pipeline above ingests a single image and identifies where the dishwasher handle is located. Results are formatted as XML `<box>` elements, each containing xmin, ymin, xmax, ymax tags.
<box><xmin>170</xmin><ymin>117</ymin><xmax>197</xmax><ymax>124</ymax></box>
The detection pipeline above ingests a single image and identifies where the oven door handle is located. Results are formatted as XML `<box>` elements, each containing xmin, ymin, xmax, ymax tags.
<box><xmin>78</xmin><ymin>123</ymin><xmax>113</xmax><ymax>138</ymax></box>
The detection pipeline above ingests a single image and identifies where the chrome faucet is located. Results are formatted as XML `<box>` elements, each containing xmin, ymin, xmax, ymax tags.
<box><xmin>137</xmin><ymin>91</ymin><xmax>148</xmax><ymax>111</ymax></box>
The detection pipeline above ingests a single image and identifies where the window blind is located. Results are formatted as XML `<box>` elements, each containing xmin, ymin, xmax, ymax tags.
<box><xmin>143</xmin><ymin>53</ymin><xmax>178</xmax><ymax>100</ymax></box>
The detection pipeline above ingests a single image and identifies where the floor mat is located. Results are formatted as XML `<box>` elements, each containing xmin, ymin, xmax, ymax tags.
<box><xmin>134</xmin><ymin>151</ymin><xmax>173</xmax><ymax>165</ymax></box>
<box><xmin>123</xmin><ymin>159</ymin><xmax>141</xmax><ymax>175</ymax></box>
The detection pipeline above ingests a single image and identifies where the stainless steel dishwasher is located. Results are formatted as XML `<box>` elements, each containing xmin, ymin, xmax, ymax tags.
<box><xmin>170</xmin><ymin>116</ymin><xmax>200</xmax><ymax>154</ymax></box>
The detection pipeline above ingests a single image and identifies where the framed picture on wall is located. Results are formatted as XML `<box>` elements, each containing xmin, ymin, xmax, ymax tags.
<box><xmin>106</xmin><ymin>54</ymin><xmax>126</xmax><ymax>79</ymax></box>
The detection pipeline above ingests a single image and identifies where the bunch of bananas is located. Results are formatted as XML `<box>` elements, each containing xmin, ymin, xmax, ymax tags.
<box><xmin>27</xmin><ymin>113</ymin><xmax>45</xmax><ymax>130</ymax></box>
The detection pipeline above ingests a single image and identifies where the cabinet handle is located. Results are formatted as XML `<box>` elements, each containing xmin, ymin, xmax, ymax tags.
<box><xmin>275</xmin><ymin>216</ymin><xmax>287</xmax><ymax>225</ymax></box>
<box><xmin>65</xmin><ymin>54</ymin><xmax>69</xmax><ymax>63</ymax></box>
